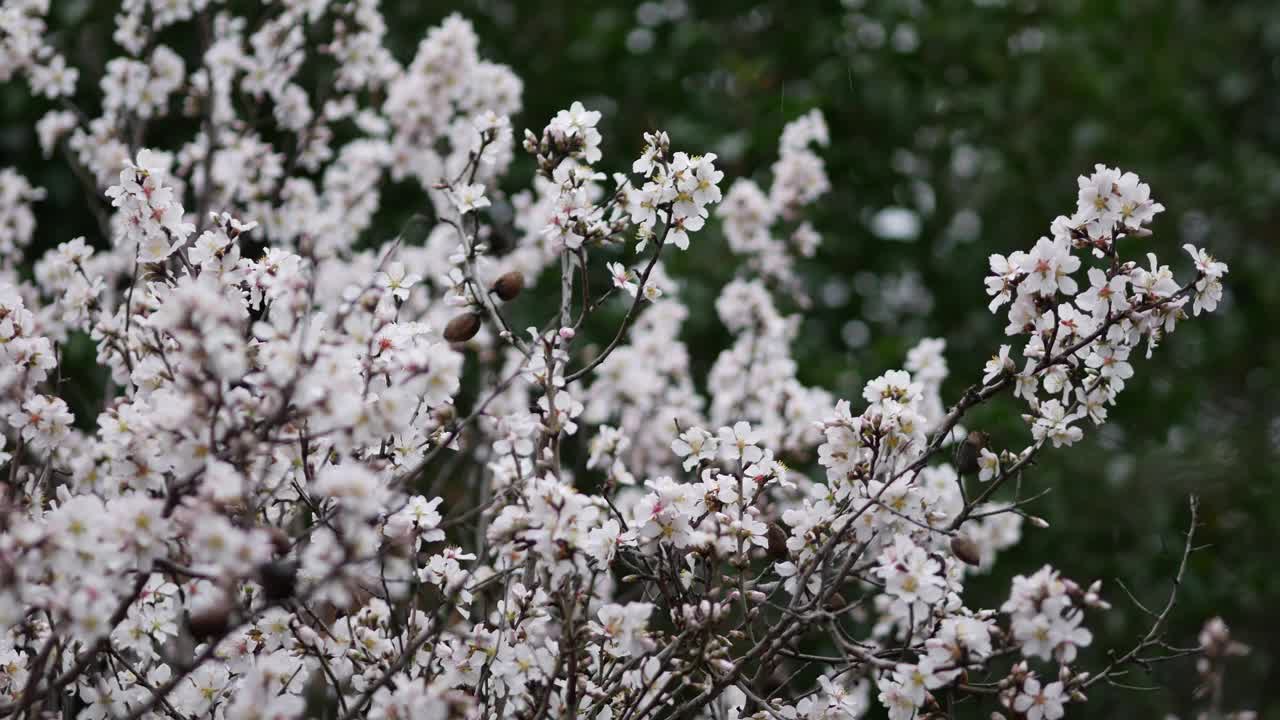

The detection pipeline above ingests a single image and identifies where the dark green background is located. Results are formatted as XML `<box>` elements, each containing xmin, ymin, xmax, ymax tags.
<box><xmin>3</xmin><ymin>0</ymin><xmax>1276</xmax><ymax>715</ymax></box>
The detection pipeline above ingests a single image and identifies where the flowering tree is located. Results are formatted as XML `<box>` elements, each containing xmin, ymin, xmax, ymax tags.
<box><xmin>0</xmin><ymin>3</ymin><xmax>1253</xmax><ymax>719</ymax></box>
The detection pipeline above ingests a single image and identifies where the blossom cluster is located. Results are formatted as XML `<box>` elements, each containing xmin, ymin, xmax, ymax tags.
<box><xmin>0</xmin><ymin>169</ymin><xmax>45</xmax><ymax>269</ymax></box>
<box><xmin>0</xmin><ymin>5</ymin><xmax>1245</xmax><ymax>720</ymax></box>
<box><xmin>980</xmin><ymin>164</ymin><xmax>1229</xmax><ymax>474</ymax></box>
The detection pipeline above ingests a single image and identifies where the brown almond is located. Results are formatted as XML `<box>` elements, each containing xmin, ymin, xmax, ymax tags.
<box><xmin>258</xmin><ymin>560</ymin><xmax>298</xmax><ymax>602</ymax></box>
<box><xmin>950</xmin><ymin>534</ymin><xmax>982</xmax><ymax>567</ymax></box>
<box><xmin>767</xmin><ymin>523</ymin><xmax>790</xmax><ymax>560</ymax></box>
<box><xmin>956</xmin><ymin>430</ymin><xmax>989</xmax><ymax>475</ymax></box>
<box><xmin>188</xmin><ymin>600</ymin><xmax>232</xmax><ymax>640</ymax></box>
<box><xmin>443</xmin><ymin>312</ymin><xmax>482</xmax><ymax>343</ymax></box>
<box><xmin>491</xmin><ymin>271</ymin><xmax>525</xmax><ymax>301</ymax></box>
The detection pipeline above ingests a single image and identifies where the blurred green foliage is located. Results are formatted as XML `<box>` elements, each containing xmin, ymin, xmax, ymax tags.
<box><xmin>3</xmin><ymin>0</ymin><xmax>1277</xmax><ymax>715</ymax></box>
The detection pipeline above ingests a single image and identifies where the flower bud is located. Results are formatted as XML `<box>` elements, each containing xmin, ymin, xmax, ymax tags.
<box><xmin>491</xmin><ymin>271</ymin><xmax>524</xmax><ymax>301</ymax></box>
<box><xmin>824</xmin><ymin>592</ymin><xmax>847</xmax><ymax>612</ymax></box>
<box><xmin>295</xmin><ymin>624</ymin><xmax>320</xmax><ymax>646</ymax></box>
<box><xmin>443</xmin><ymin>312</ymin><xmax>482</xmax><ymax>343</ymax></box>
<box><xmin>950</xmin><ymin>534</ymin><xmax>982</xmax><ymax>567</ymax></box>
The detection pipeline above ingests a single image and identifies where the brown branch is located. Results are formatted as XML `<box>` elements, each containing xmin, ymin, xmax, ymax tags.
<box><xmin>564</xmin><ymin>212</ymin><xmax>672</xmax><ymax>386</ymax></box>
<box><xmin>1084</xmin><ymin>495</ymin><xmax>1201</xmax><ymax>689</ymax></box>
